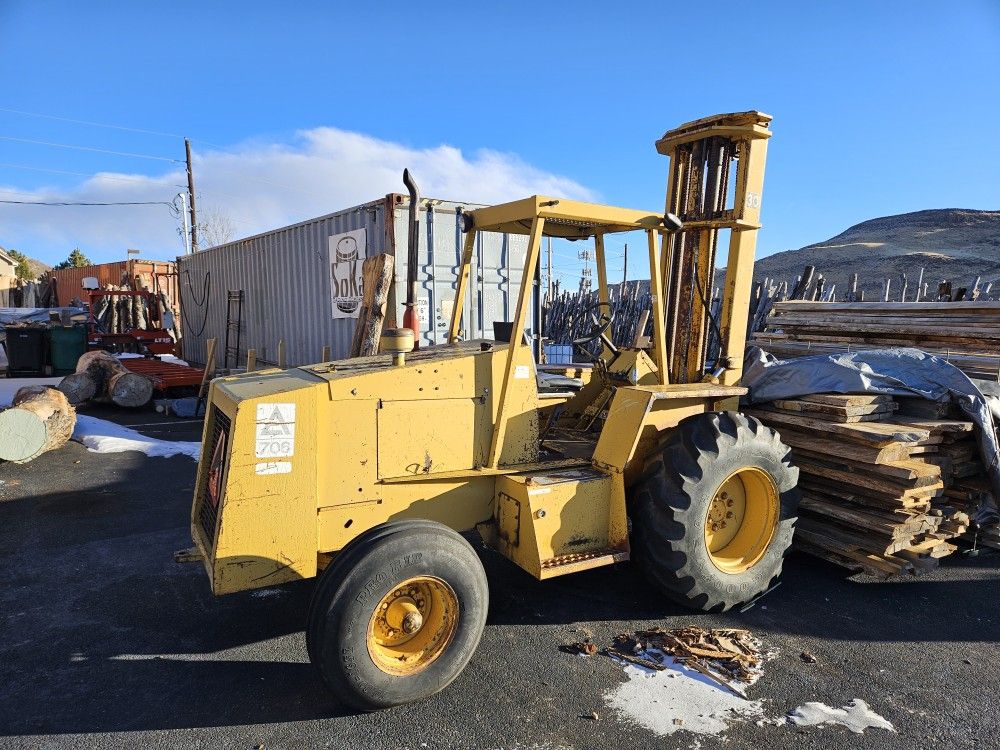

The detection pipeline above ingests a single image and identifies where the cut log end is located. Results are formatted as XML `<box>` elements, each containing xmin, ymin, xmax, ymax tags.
<box><xmin>109</xmin><ymin>371</ymin><xmax>154</xmax><ymax>408</ymax></box>
<box><xmin>0</xmin><ymin>386</ymin><xmax>76</xmax><ymax>463</ymax></box>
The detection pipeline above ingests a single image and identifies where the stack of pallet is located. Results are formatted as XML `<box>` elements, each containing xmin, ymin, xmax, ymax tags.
<box><xmin>752</xmin><ymin>300</ymin><xmax>1000</xmax><ymax>379</ymax></box>
<box><xmin>748</xmin><ymin>393</ymin><xmax>992</xmax><ymax>576</ymax></box>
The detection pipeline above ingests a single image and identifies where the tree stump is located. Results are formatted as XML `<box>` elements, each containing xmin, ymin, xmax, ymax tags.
<box><xmin>0</xmin><ymin>386</ymin><xmax>76</xmax><ymax>463</ymax></box>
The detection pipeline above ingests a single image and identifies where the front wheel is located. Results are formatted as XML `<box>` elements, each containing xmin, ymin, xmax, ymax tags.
<box><xmin>629</xmin><ymin>411</ymin><xmax>800</xmax><ymax>612</ymax></box>
<box><xmin>308</xmin><ymin>521</ymin><xmax>489</xmax><ymax>711</ymax></box>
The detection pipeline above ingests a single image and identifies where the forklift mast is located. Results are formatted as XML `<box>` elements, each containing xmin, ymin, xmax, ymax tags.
<box><xmin>656</xmin><ymin>111</ymin><xmax>771</xmax><ymax>386</ymax></box>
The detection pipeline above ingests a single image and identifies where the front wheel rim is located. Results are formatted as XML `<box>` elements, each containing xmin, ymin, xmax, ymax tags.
<box><xmin>366</xmin><ymin>575</ymin><xmax>459</xmax><ymax>675</ymax></box>
<box><xmin>704</xmin><ymin>467</ymin><xmax>779</xmax><ymax>574</ymax></box>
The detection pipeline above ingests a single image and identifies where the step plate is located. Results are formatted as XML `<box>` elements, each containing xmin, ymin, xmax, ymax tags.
<box><xmin>538</xmin><ymin>548</ymin><xmax>629</xmax><ymax>579</ymax></box>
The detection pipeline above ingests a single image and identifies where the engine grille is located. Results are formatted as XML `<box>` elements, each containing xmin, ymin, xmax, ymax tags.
<box><xmin>196</xmin><ymin>408</ymin><xmax>231</xmax><ymax>547</ymax></box>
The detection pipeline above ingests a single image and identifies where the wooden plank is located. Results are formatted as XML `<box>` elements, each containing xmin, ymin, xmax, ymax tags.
<box><xmin>749</xmin><ymin>408</ymin><xmax>931</xmax><ymax>445</ymax></box>
<box><xmin>776</xmin><ymin>429</ymin><xmax>913</xmax><ymax>464</ymax></box>
<box><xmin>770</xmin><ymin>399</ymin><xmax>896</xmax><ymax>418</ymax></box>
<box><xmin>797</xmin><ymin>393</ymin><xmax>894</xmax><ymax>407</ymax></box>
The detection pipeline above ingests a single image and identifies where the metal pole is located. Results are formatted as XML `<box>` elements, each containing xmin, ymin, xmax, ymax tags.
<box><xmin>623</xmin><ymin>242</ymin><xmax>628</xmax><ymax>285</ymax></box>
<box><xmin>547</xmin><ymin>236</ymin><xmax>553</xmax><ymax>299</ymax></box>
<box><xmin>185</xmin><ymin>139</ymin><xmax>199</xmax><ymax>253</ymax></box>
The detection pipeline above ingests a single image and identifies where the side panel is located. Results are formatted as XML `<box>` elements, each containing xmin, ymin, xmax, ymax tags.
<box><xmin>377</xmin><ymin>398</ymin><xmax>481</xmax><ymax>477</ymax></box>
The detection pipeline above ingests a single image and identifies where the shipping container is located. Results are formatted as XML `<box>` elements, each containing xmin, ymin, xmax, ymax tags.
<box><xmin>50</xmin><ymin>260</ymin><xmax>178</xmax><ymax>307</ymax></box>
<box><xmin>176</xmin><ymin>194</ymin><xmax>532</xmax><ymax>368</ymax></box>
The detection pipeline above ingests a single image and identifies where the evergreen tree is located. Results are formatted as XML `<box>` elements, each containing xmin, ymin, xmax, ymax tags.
<box><xmin>54</xmin><ymin>248</ymin><xmax>93</xmax><ymax>270</ymax></box>
<box><xmin>5</xmin><ymin>249</ymin><xmax>34</xmax><ymax>281</ymax></box>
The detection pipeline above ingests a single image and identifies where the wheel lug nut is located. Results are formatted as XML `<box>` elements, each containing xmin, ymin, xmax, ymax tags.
<box><xmin>726</xmin><ymin>499</ymin><xmax>734</xmax><ymax>507</ymax></box>
<box><xmin>726</xmin><ymin>511</ymin><xmax>734</xmax><ymax>518</ymax></box>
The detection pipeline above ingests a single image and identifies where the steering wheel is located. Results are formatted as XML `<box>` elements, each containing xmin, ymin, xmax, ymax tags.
<box><xmin>572</xmin><ymin>301</ymin><xmax>615</xmax><ymax>346</ymax></box>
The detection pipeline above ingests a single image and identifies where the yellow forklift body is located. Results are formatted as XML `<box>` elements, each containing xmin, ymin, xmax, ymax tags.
<box><xmin>191</xmin><ymin>111</ymin><xmax>773</xmax><ymax>596</ymax></box>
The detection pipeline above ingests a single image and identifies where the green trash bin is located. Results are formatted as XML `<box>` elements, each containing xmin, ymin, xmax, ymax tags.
<box><xmin>49</xmin><ymin>326</ymin><xmax>87</xmax><ymax>376</ymax></box>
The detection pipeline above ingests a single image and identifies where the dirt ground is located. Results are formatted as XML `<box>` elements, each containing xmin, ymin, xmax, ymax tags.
<box><xmin>0</xmin><ymin>406</ymin><xmax>997</xmax><ymax>750</ymax></box>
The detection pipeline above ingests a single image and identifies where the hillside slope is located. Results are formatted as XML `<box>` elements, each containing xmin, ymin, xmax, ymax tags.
<box><xmin>755</xmin><ymin>209</ymin><xmax>1000</xmax><ymax>299</ymax></box>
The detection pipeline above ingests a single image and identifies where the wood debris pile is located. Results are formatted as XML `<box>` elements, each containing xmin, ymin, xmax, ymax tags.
<box><xmin>748</xmin><ymin>393</ymin><xmax>999</xmax><ymax>576</ymax></box>
<box><xmin>605</xmin><ymin>626</ymin><xmax>761</xmax><ymax>698</ymax></box>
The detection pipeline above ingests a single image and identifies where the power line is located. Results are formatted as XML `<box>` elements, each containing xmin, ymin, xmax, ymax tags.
<box><xmin>0</xmin><ymin>135</ymin><xmax>181</xmax><ymax>163</ymax></box>
<box><xmin>0</xmin><ymin>107</ymin><xmax>185</xmax><ymax>139</ymax></box>
<box><xmin>0</xmin><ymin>162</ymin><xmax>185</xmax><ymax>187</ymax></box>
<box><xmin>0</xmin><ymin>199</ymin><xmax>174</xmax><ymax>207</ymax></box>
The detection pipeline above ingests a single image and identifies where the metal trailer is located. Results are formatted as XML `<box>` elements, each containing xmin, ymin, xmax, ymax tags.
<box><xmin>176</xmin><ymin>194</ymin><xmax>531</xmax><ymax>369</ymax></box>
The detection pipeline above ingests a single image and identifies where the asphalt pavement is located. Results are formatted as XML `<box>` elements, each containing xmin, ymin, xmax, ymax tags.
<box><xmin>0</xmin><ymin>406</ymin><xmax>997</xmax><ymax>749</ymax></box>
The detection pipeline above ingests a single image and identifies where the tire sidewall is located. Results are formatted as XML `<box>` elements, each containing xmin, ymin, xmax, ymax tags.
<box><xmin>317</xmin><ymin>529</ymin><xmax>488</xmax><ymax>710</ymax></box>
<box><xmin>675</xmin><ymin>439</ymin><xmax>797</xmax><ymax>607</ymax></box>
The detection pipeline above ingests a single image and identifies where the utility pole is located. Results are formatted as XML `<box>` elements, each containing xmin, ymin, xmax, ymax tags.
<box><xmin>185</xmin><ymin>138</ymin><xmax>199</xmax><ymax>253</ymax></box>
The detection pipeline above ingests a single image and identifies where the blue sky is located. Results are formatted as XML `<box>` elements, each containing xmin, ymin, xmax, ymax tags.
<box><xmin>1</xmin><ymin>0</ymin><xmax>998</xmax><ymax>281</ymax></box>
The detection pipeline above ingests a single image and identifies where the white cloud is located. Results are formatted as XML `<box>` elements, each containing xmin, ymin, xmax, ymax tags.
<box><xmin>0</xmin><ymin>128</ymin><xmax>597</xmax><ymax>265</ymax></box>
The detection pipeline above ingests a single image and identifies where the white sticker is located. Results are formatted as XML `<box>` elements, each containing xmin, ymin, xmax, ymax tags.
<box><xmin>417</xmin><ymin>296</ymin><xmax>429</xmax><ymax>326</ymax></box>
<box><xmin>256</xmin><ymin>403</ymin><xmax>296</xmax><ymax>458</ymax></box>
<box><xmin>328</xmin><ymin>228</ymin><xmax>367</xmax><ymax>319</ymax></box>
<box><xmin>514</xmin><ymin>365</ymin><xmax>530</xmax><ymax>379</ymax></box>
<box><xmin>255</xmin><ymin>461</ymin><xmax>292</xmax><ymax>475</ymax></box>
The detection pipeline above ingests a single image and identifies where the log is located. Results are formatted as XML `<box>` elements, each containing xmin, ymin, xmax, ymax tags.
<box><xmin>62</xmin><ymin>350</ymin><xmax>153</xmax><ymax>408</ymax></box>
<box><xmin>0</xmin><ymin>386</ymin><xmax>76</xmax><ymax>462</ymax></box>
<box><xmin>57</xmin><ymin>372</ymin><xmax>97</xmax><ymax>405</ymax></box>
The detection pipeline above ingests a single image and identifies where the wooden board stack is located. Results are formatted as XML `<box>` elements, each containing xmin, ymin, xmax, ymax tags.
<box><xmin>751</xmin><ymin>300</ymin><xmax>1000</xmax><ymax>380</ymax></box>
<box><xmin>747</xmin><ymin>393</ymin><xmax>993</xmax><ymax>577</ymax></box>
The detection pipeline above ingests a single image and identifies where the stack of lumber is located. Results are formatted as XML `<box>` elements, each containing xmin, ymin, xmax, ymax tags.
<box><xmin>748</xmin><ymin>393</ymin><xmax>990</xmax><ymax>577</ymax></box>
<box><xmin>752</xmin><ymin>300</ymin><xmax>1000</xmax><ymax>379</ymax></box>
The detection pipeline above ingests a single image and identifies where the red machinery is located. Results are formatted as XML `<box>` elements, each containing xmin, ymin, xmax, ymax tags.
<box><xmin>87</xmin><ymin>289</ymin><xmax>176</xmax><ymax>355</ymax></box>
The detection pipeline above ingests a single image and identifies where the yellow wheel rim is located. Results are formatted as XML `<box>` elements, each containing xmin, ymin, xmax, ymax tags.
<box><xmin>704</xmin><ymin>467</ymin><xmax>779</xmax><ymax>574</ymax></box>
<box><xmin>367</xmin><ymin>575</ymin><xmax>459</xmax><ymax>676</ymax></box>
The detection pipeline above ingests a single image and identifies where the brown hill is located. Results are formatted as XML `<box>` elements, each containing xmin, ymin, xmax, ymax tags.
<box><xmin>754</xmin><ymin>209</ymin><xmax>1000</xmax><ymax>300</ymax></box>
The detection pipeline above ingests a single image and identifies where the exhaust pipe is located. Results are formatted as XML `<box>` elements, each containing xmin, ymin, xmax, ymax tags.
<box><xmin>402</xmin><ymin>168</ymin><xmax>420</xmax><ymax>349</ymax></box>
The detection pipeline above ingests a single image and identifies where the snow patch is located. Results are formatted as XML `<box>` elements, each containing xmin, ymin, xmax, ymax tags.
<box><xmin>604</xmin><ymin>654</ymin><xmax>765</xmax><ymax>737</ymax></box>
<box><xmin>73</xmin><ymin>415</ymin><xmax>201</xmax><ymax>460</ymax></box>
<box><xmin>787</xmin><ymin>699</ymin><xmax>895</xmax><ymax>734</ymax></box>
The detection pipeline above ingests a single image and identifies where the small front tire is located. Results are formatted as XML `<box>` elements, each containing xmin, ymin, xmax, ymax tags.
<box><xmin>308</xmin><ymin>521</ymin><xmax>489</xmax><ymax>711</ymax></box>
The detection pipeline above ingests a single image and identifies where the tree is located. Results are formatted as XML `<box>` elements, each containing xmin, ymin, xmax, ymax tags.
<box><xmin>198</xmin><ymin>206</ymin><xmax>237</xmax><ymax>249</ymax></box>
<box><xmin>54</xmin><ymin>248</ymin><xmax>93</xmax><ymax>270</ymax></box>
<box><xmin>6</xmin><ymin>249</ymin><xmax>34</xmax><ymax>281</ymax></box>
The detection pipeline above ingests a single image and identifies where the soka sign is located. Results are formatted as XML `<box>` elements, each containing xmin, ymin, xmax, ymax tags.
<box><xmin>329</xmin><ymin>228</ymin><xmax>367</xmax><ymax>319</ymax></box>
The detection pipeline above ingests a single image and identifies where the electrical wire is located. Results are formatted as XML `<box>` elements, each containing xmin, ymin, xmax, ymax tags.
<box><xmin>0</xmin><ymin>162</ymin><xmax>186</xmax><ymax>187</ymax></box>
<box><xmin>0</xmin><ymin>199</ymin><xmax>173</xmax><ymax>206</ymax></box>
<box><xmin>0</xmin><ymin>107</ymin><xmax>185</xmax><ymax>139</ymax></box>
<box><xmin>0</xmin><ymin>135</ymin><xmax>182</xmax><ymax>163</ymax></box>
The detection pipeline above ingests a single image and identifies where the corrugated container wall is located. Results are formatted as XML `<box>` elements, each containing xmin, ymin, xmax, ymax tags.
<box><xmin>177</xmin><ymin>195</ymin><xmax>530</xmax><ymax>368</ymax></box>
<box><xmin>51</xmin><ymin>260</ymin><xmax>178</xmax><ymax>306</ymax></box>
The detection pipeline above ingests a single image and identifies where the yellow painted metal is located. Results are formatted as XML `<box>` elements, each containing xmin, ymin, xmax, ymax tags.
<box><xmin>704</xmin><ymin>467</ymin><xmax>779</xmax><ymax>574</ymax></box>
<box><xmin>656</xmin><ymin>111</ymin><xmax>772</xmax><ymax>386</ymax></box>
<box><xmin>592</xmin><ymin>383</ymin><xmax>747</xmax><ymax>478</ymax></box>
<box><xmin>191</xmin><ymin>371</ymin><xmax>321</xmax><ymax>595</ymax></box>
<box><xmin>646</xmin><ymin>230</ymin><xmax>670</xmax><ymax>383</ymax></box>
<box><xmin>366</xmin><ymin>575</ymin><xmax>459</xmax><ymax>676</ymax></box>
<box><xmin>488</xmin><ymin>468</ymin><xmax>623</xmax><ymax>579</ymax></box>
<box><xmin>192</xmin><ymin>111</ymin><xmax>775</xmax><ymax>599</ymax></box>
<box><xmin>377</xmin><ymin>398</ymin><xmax>483</xmax><ymax>477</ymax></box>
<box><xmin>466</xmin><ymin>196</ymin><xmax>665</xmax><ymax>239</ymax></box>
<box><xmin>487</xmin><ymin>214</ymin><xmax>545</xmax><ymax>468</ymax></box>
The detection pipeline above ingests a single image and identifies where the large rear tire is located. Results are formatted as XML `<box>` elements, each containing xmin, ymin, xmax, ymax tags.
<box><xmin>308</xmin><ymin>521</ymin><xmax>489</xmax><ymax>711</ymax></box>
<box><xmin>630</xmin><ymin>411</ymin><xmax>799</xmax><ymax>612</ymax></box>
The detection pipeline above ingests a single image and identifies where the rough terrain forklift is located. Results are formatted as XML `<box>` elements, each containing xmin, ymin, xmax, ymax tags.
<box><xmin>188</xmin><ymin>111</ymin><xmax>799</xmax><ymax>710</ymax></box>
